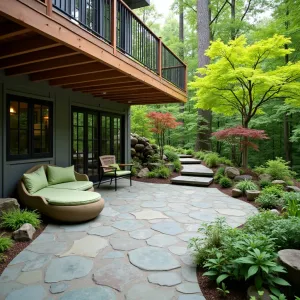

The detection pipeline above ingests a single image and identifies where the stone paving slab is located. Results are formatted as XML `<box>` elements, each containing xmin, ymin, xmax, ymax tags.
<box><xmin>0</xmin><ymin>180</ymin><xmax>258</xmax><ymax>300</ymax></box>
<box><xmin>171</xmin><ymin>176</ymin><xmax>214</xmax><ymax>187</ymax></box>
<box><xmin>178</xmin><ymin>154</ymin><xmax>193</xmax><ymax>158</ymax></box>
<box><xmin>179</xmin><ymin>158</ymin><xmax>202</xmax><ymax>164</ymax></box>
<box><xmin>181</xmin><ymin>165</ymin><xmax>214</xmax><ymax>177</ymax></box>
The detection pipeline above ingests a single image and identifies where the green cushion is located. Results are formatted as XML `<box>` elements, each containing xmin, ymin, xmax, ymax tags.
<box><xmin>48</xmin><ymin>181</ymin><xmax>93</xmax><ymax>191</ymax></box>
<box><xmin>23</xmin><ymin>167</ymin><xmax>48</xmax><ymax>195</ymax></box>
<box><xmin>109</xmin><ymin>163</ymin><xmax>121</xmax><ymax>171</ymax></box>
<box><xmin>47</xmin><ymin>165</ymin><xmax>76</xmax><ymax>185</ymax></box>
<box><xmin>105</xmin><ymin>170</ymin><xmax>131</xmax><ymax>177</ymax></box>
<box><xmin>33</xmin><ymin>188</ymin><xmax>101</xmax><ymax>206</ymax></box>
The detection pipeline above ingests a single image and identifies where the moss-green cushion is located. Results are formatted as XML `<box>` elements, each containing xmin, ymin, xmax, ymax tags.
<box><xmin>48</xmin><ymin>181</ymin><xmax>93</xmax><ymax>191</ymax></box>
<box><xmin>23</xmin><ymin>167</ymin><xmax>48</xmax><ymax>194</ymax></box>
<box><xmin>109</xmin><ymin>163</ymin><xmax>121</xmax><ymax>170</ymax></box>
<box><xmin>33</xmin><ymin>188</ymin><xmax>101</xmax><ymax>206</ymax></box>
<box><xmin>47</xmin><ymin>165</ymin><xmax>76</xmax><ymax>185</ymax></box>
<box><xmin>105</xmin><ymin>170</ymin><xmax>131</xmax><ymax>177</ymax></box>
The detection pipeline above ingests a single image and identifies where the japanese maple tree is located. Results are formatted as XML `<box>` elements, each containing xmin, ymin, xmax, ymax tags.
<box><xmin>147</xmin><ymin>112</ymin><xmax>182</xmax><ymax>159</ymax></box>
<box><xmin>212</xmin><ymin>126</ymin><xmax>269</xmax><ymax>167</ymax></box>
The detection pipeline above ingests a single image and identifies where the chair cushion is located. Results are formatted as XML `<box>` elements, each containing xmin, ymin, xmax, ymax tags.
<box><xmin>105</xmin><ymin>170</ymin><xmax>131</xmax><ymax>177</ymax></box>
<box><xmin>33</xmin><ymin>188</ymin><xmax>101</xmax><ymax>206</ymax></box>
<box><xmin>23</xmin><ymin>167</ymin><xmax>48</xmax><ymax>195</ymax></box>
<box><xmin>47</xmin><ymin>165</ymin><xmax>76</xmax><ymax>185</ymax></box>
<box><xmin>48</xmin><ymin>181</ymin><xmax>93</xmax><ymax>191</ymax></box>
<box><xmin>109</xmin><ymin>163</ymin><xmax>121</xmax><ymax>171</ymax></box>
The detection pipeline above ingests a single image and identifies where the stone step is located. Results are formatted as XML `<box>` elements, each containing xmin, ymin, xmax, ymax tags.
<box><xmin>178</xmin><ymin>154</ymin><xmax>193</xmax><ymax>158</ymax></box>
<box><xmin>179</xmin><ymin>158</ymin><xmax>201</xmax><ymax>165</ymax></box>
<box><xmin>171</xmin><ymin>176</ymin><xmax>213</xmax><ymax>187</ymax></box>
<box><xmin>181</xmin><ymin>164</ymin><xmax>214</xmax><ymax>177</ymax></box>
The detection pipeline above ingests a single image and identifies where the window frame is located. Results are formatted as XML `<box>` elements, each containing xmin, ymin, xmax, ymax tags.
<box><xmin>6</xmin><ymin>94</ymin><xmax>53</xmax><ymax>161</ymax></box>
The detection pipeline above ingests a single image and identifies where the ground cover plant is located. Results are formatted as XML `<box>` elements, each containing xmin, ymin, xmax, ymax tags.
<box><xmin>1</xmin><ymin>209</ymin><xmax>41</xmax><ymax>231</ymax></box>
<box><xmin>219</xmin><ymin>177</ymin><xmax>232</xmax><ymax>188</ymax></box>
<box><xmin>235</xmin><ymin>180</ymin><xmax>258</xmax><ymax>195</ymax></box>
<box><xmin>147</xmin><ymin>166</ymin><xmax>171</xmax><ymax>179</ymax></box>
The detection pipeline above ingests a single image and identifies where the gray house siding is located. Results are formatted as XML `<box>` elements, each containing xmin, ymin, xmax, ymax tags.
<box><xmin>0</xmin><ymin>71</ymin><xmax>130</xmax><ymax>197</ymax></box>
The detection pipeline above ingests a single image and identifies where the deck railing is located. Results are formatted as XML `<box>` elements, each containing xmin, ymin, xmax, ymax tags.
<box><xmin>48</xmin><ymin>0</ymin><xmax>186</xmax><ymax>91</ymax></box>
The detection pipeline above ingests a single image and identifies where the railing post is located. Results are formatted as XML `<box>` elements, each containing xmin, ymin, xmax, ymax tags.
<box><xmin>111</xmin><ymin>0</ymin><xmax>117</xmax><ymax>55</ymax></box>
<box><xmin>46</xmin><ymin>0</ymin><xmax>52</xmax><ymax>16</ymax></box>
<box><xmin>158</xmin><ymin>37</ymin><xmax>162</xmax><ymax>78</ymax></box>
<box><xmin>184</xmin><ymin>65</ymin><xmax>188</xmax><ymax>92</ymax></box>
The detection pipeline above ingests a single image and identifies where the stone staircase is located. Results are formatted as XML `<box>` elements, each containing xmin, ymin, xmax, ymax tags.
<box><xmin>171</xmin><ymin>155</ymin><xmax>214</xmax><ymax>187</ymax></box>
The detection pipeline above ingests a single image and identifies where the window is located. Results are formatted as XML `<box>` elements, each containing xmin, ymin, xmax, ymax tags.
<box><xmin>7</xmin><ymin>94</ymin><xmax>53</xmax><ymax>160</ymax></box>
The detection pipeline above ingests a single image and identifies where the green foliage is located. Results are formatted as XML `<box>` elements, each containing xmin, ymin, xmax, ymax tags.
<box><xmin>235</xmin><ymin>180</ymin><xmax>258</xmax><ymax>195</ymax></box>
<box><xmin>283</xmin><ymin>198</ymin><xmax>300</xmax><ymax>217</ymax></box>
<box><xmin>147</xmin><ymin>171</ymin><xmax>157</xmax><ymax>178</ymax></box>
<box><xmin>204</xmin><ymin>152</ymin><xmax>220</xmax><ymax>168</ymax></box>
<box><xmin>281</xmin><ymin>192</ymin><xmax>300</xmax><ymax>205</ymax></box>
<box><xmin>186</xmin><ymin>149</ymin><xmax>194</xmax><ymax>155</ymax></box>
<box><xmin>0</xmin><ymin>234</ymin><xmax>13</xmax><ymax>253</ymax></box>
<box><xmin>1</xmin><ymin>209</ymin><xmax>40</xmax><ymax>231</ymax></box>
<box><xmin>147</xmin><ymin>166</ymin><xmax>171</xmax><ymax>179</ymax></box>
<box><xmin>261</xmin><ymin>185</ymin><xmax>284</xmax><ymax>198</ymax></box>
<box><xmin>164</xmin><ymin>149</ymin><xmax>179</xmax><ymax>162</ymax></box>
<box><xmin>218</xmin><ymin>157</ymin><xmax>233</xmax><ymax>166</ymax></box>
<box><xmin>255</xmin><ymin>193</ymin><xmax>282</xmax><ymax>209</ymax></box>
<box><xmin>194</xmin><ymin>151</ymin><xmax>206</xmax><ymax>160</ymax></box>
<box><xmin>148</xmin><ymin>154</ymin><xmax>161</xmax><ymax>163</ymax></box>
<box><xmin>255</xmin><ymin>158</ymin><xmax>296</xmax><ymax>181</ymax></box>
<box><xmin>173</xmin><ymin>160</ymin><xmax>182</xmax><ymax>172</ymax></box>
<box><xmin>214</xmin><ymin>167</ymin><xmax>225</xmax><ymax>183</ymax></box>
<box><xmin>219</xmin><ymin>177</ymin><xmax>233</xmax><ymax>188</ymax></box>
<box><xmin>130</xmin><ymin>106</ymin><xmax>153</xmax><ymax>139</ymax></box>
<box><xmin>216</xmin><ymin>282</ymin><xmax>230</xmax><ymax>297</ymax></box>
<box><xmin>259</xmin><ymin>180</ymin><xmax>272</xmax><ymax>189</ymax></box>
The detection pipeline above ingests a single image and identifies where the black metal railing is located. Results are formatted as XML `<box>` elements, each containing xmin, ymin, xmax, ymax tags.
<box><xmin>116</xmin><ymin>0</ymin><xmax>159</xmax><ymax>74</ymax></box>
<box><xmin>162</xmin><ymin>45</ymin><xmax>186</xmax><ymax>90</ymax></box>
<box><xmin>53</xmin><ymin>0</ymin><xmax>112</xmax><ymax>42</ymax></box>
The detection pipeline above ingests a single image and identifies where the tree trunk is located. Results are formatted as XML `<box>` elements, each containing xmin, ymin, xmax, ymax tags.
<box><xmin>179</xmin><ymin>0</ymin><xmax>185</xmax><ymax>147</ymax></box>
<box><xmin>195</xmin><ymin>0</ymin><xmax>212</xmax><ymax>152</ymax></box>
<box><xmin>242</xmin><ymin>120</ymin><xmax>249</xmax><ymax>168</ymax></box>
<box><xmin>230</xmin><ymin>0</ymin><xmax>236</xmax><ymax>40</ymax></box>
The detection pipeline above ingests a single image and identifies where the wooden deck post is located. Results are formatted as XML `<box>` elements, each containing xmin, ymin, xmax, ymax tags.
<box><xmin>158</xmin><ymin>37</ymin><xmax>162</xmax><ymax>78</ymax></box>
<box><xmin>111</xmin><ymin>0</ymin><xmax>117</xmax><ymax>55</ymax></box>
<box><xmin>46</xmin><ymin>0</ymin><xmax>52</xmax><ymax>16</ymax></box>
<box><xmin>184</xmin><ymin>65</ymin><xmax>188</xmax><ymax>92</ymax></box>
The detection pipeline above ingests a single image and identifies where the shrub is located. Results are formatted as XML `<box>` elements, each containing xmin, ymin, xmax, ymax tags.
<box><xmin>164</xmin><ymin>150</ymin><xmax>178</xmax><ymax>162</ymax></box>
<box><xmin>281</xmin><ymin>192</ymin><xmax>300</xmax><ymax>205</ymax></box>
<box><xmin>1</xmin><ymin>209</ymin><xmax>40</xmax><ymax>230</ymax></box>
<box><xmin>173</xmin><ymin>160</ymin><xmax>181</xmax><ymax>172</ymax></box>
<box><xmin>0</xmin><ymin>234</ymin><xmax>13</xmax><ymax>252</ymax></box>
<box><xmin>148</xmin><ymin>154</ymin><xmax>161</xmax><ymax>163</ymax></box>
<box><xmin>218</xmin><ymin>157</ymin><xmax>233</xmax><ymax>166</ymax></box>
<box><xmin>147</xmin><ymin>166</ymin><xmax>171</xmax><ymax>179</ymax></box>
<box><xmin>194</xmin><ymin>151</ymin><xmax>206</xmax><ymax>160</ymax></box>
<box><xmin>283</xmin><ymin>193</ymin><xmax>300</xmax><ymax>217</ymax></box>
<box><xmin>164</xmin><ymin>145</ymin><xmax>177</xmax><ymax>153</ymax></box>
<box><xmin>186</xmin><ymin>149</ymin><xmax>194</xmax><ymax>155</ymax></box>
<box><xmin>147</xmin><ymin>171</ymin><xmax>157</xmax><ymax>178</ymax></box>
<box><xmin>254</xmin><ymin>157</ymin><xmax>296</xmax><ymax>180</ymax></box>
<box><xmin>204</xmin><ymin>153</ymin><xmax>220</xmax><ymax>168</ymax></box>
<box><xmin>235</xmin><ymin>180</ymin><xmax>258</xmax><ymax>195</ymax></box>
<box><xmin>219</xmin><ymin>177</ymin><xmax>233</xmax><ymax>188</ymax></box>
<box><xmin>261</xmin><ymin>185</ymin><xmax>284</xmax><ymax>198</ymax></box>
<box><xmin>255</xmin><ymin>193</ymin><xmax>282</xmax><ymax>209</ymax></box>
<box><xmin>214</xmin><ymin>167</ymin><xmax>225</xmax><ymax>183</ymax></box>
<box><xmin>259</xmin><ymin>180</ymin><xmax>272</xmax><ymax>189</ymax></box>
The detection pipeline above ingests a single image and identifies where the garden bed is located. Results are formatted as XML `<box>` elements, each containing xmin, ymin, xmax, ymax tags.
<box><xmin>132</xmin><ymin>171</ymin><xmax>180</xmax><ymax>184</ymax></box>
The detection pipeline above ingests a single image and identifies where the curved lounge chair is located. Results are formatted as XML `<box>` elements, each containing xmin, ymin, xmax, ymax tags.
<box><xmin>18</xmin><ymin>164</ymin><xmax>105</xmax><ymax>223</ymax></box>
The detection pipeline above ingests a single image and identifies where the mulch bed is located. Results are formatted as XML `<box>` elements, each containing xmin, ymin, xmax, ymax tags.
<box><xmin>0</xmin><ymin>222</ymin><xmax>47</xmax><ymax>276</ymax></box>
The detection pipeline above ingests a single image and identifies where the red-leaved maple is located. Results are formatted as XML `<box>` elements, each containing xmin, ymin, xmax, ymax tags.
<box><xmin>147</xmin><ymin>112</ymin><xmax>182</xmax><ymax>159</ymax></box>
<box><xmin>212</xmin><ymin>126</ymin><xmax>269</xmax><ymax>167</ymax></box>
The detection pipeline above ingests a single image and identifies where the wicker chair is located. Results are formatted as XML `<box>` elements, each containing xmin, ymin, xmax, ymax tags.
<box><xmin>98</xmin><ymin>155</ymin><xmax>133</xmax><ymax>191</ymax></box>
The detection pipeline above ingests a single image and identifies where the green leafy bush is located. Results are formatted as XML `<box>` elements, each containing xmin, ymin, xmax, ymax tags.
<box><xmin>283</xmin><ymin>198</ymin><xmax>300</xmax><ymax>217</ymax></box>
<box><xmin>255</xmin><ymin>193</ymin><xmax>282</xmax><ymax>209</ymax></box>
<box><xmin>194</xmin><ymin>151</ymin><xmax>206</xmax><ymax>160</ymax></box>
<box><xmin>148</xmin><ymin>154</ymin><xmax>161</xmax><ymax>163</ymax></box>
<box><xmin>254</xmin><ymin>157</ymin><xmax>296</xmax><ymax>180</ymax></box>
<box><xmin>0</xmin><ymin>234</ymin><xmax>13</xmax><ymax>252</ymax></box>
<box><xmin>214</xmin><ymin>167</ymin><xmax>225</xmax><ymax>183</ymax></box>
<box><xmin>147</xmin><ymin>171</ymin><xmax>157</xmax><ymax>178</ymax></box>
<box><xmin>218</xmin><ymin>157</ymin><xmax>233</xmax><ymax>166</ymax></box>
<box><xmin>1</xmin><ymin>209</ymin><xmax>40</xmax><ymax>230</ymax></box>
<box><xmin>147</xmin><ymin>166</ymin><xmax>171</xmax><ymax>179</ymax></box>
<box><xmin>163</xmin><ymin>145</ymin><xmax>177</xmax><ymax>153</ymax></box>
<box><xmin>235</xmin><ymin>180</ymin><xmax>258</xmax><ymax>195</ymax></box>
<box><xmin>281</xmin><ymin>192</ymin><xmax>300</xmax><ymax>205</ymax></box>
<box><xmin>259</xmin><ymin>180</ymin><xmax>272</xmax><ymax>189</ymax></box>
<box><xmin>173</xmin><ymin>160</ymin><xmax>181</xmax><ymax>172</ymax></box>
<box><xmin>261</xmin><ymin>185</ymin><xmax>284</xmax><ymax>198</ymax></box>
<box><xmin>204</xmin><ymin>153</ymin><xmax>220</xmax><ymax>168</ymax></box>
<box><xmin>219</xmin><ymin>177</ymin><xmax>233</xmax><ymax>188</ymax></box>
<box><xmin>164</xmin><ymin>150</ymin><xmax>178</xmax><ymax>162</ymax></box>
<box><xmin>186</xmin><ymin>149</ymin><xmax>194</xmax><ymax>155</ymax></box>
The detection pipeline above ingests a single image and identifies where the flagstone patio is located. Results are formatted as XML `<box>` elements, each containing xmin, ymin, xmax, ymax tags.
<box><xmin>0</xmin><ymin>180</ymin><xmax>258</xmax><ymax>300</ymax></box>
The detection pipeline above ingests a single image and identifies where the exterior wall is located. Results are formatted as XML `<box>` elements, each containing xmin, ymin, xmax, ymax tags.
<box><xmin>0</xmin><ymin>71</ymin><xmax>130</xmax><ymax>197</ymax></box>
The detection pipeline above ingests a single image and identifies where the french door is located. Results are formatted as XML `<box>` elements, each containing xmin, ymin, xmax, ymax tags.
<box><xmin>72</xmin><ymin>107</ymin><xmax>124</xmax><ymax>182</ymax></box>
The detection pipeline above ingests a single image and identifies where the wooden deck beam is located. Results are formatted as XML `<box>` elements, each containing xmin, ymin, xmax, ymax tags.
<box><xmin>0</xmin><ymin>22</ymin><xmax>31</xmax><ymax>40</ymax></box>
<box><xmin>30</xmin><ymin>61</ymin><xmax>112</xmax><ymax>81</ymax></box>
<box><xmin>81</xmin><ymin>84</ymin><xmax>147</xmax><ymax>93</ymax></box>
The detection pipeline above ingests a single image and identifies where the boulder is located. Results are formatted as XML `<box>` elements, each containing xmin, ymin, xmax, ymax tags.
<box><xmin>135</xmin><ymin>144</ymin><xmax>145</xmax><ymax>152</ymax></box>
<box><xmin>278</xmin><ymin>249</ymin><xmax>300</xmax><ymax>291</ymax></box>
<box><xmin>225</xmin><ymin>167</ymin><xmax>240</xmax><ymax>179</ymax></box>
<box><xmin>232</xmin><ymin>188</ymin><xmax>243</xmax><ymax>198</ymax></box>
<box><xmin>272</xmin><ymin>180</ymin><xmax>286</xmax><ymax>187</ymax></box>
<box><xmin>234</xmin><ymin>175</ymin><xmax>253</xmax><ymax>182</ymax></box>
<box><xmin>131</xmin><ymin>137</ymin><xmax>138</xmax><ymax>147</ymax></box>
<box><xmin>0</xmin><ymin>198</ymin><xmax>20</xmax><ymax>217</ymax></box>
<box><xmin>12</xmin><ymin>223</ymin><xmax>36</xmax><ymax>241</ymax></box>
<box><xmin>163</xmin><ymin>155</ymin><xmax>168</xmax><ymax>161</ymax></box>
<box><xmin>270</xmin><ymin>209</ymin><xmax>280</xmax><ymax>215</ymax></box>
<box><xmin>165</xmin><ymin>163</ymin><xmax>175</xmax><ymax>172</ymax></box>
<box><xmin>247</xmin><ymin>286</ymin><xmax>270</xmax><ymax>300</ymax></box>
<box><xmin>151</xmin><ymin>144</ymin><xmax>158</xmax><ymax>150</ymax></box>
<box><xmin>259</xmin><ymin>174</ymin><xmax>272</xmax><ymax>181</ymax></box>
<box><xmin>137</xmin><ymin>168</ymin><xmax>149</xmax><ymax>178</ymax></box>
<box><xmin>246</xmin><ymin>190</ymin><xmax>260</xmax><ymax>201</ymax></box>
<box><xmin>286</xmin><ymin>186</ymin><xmax>300</xmax><ymax>193</ymax></box>
<box><xmin>131</xmin><ymin>148</ymin><xmax>136</xmax><ymax>156</ymax></box>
